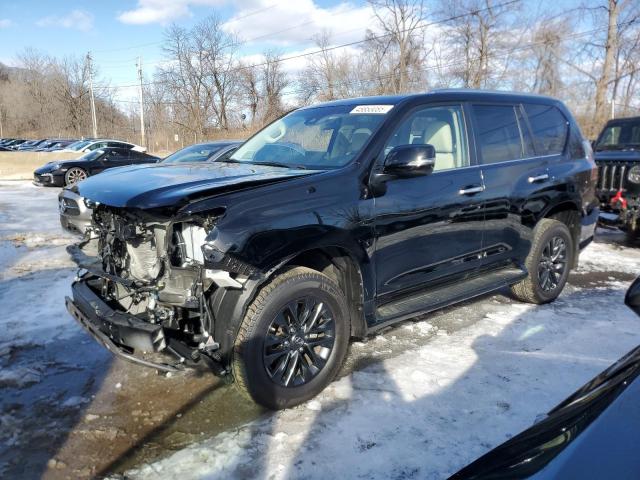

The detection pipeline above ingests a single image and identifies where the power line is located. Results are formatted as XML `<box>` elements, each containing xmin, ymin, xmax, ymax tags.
<box><xmin>99</xmin><ymin>14</ymin><xmax>629</xmax><ymax>101</ymax></box>
<box><xmin>94</xmin><ymin>0</ymin><xmax>521</xmax><ymax>90</ymax></box>
<box><xmin>107</xmin><ymin>21</ymin><xmax>624</xmax><ymax>107</ymax></box>
<box><xmin>92</xmin><ymin>4</ymin><xmax>370</xmax><ymax>70</ymax></box>
<box><xmin>92</xmin><ymin>2</ymin><xmax>284</xmax><ymax>54</ymax></box>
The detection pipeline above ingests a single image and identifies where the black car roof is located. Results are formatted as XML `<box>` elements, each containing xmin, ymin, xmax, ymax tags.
<box><xmin>307</xmin><ymin>89</ymin><xmax>562</xmax><ymax>109</ymax></box>
<box><xmin>604</xmin><ymin>116</ymin><xmax>640</xmax><ymax>125</ymax></box>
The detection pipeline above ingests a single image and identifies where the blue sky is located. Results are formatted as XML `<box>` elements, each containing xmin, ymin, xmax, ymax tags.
<box><xmin>0</xmin><ymin>0</ymin><xmax>581</xmax><ymax>103</ymax></box>
<box><xmin>0</xmin><ymin>0</ymin><xmax>373</xmax><ymax>85</ymax></box>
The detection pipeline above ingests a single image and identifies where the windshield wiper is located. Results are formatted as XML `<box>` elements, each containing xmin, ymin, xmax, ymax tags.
<box><xmin>218</xmin><ymin>159</ymin><xmax>307</xmax><ymax>169</ymax></box>
<box><xmin>252</xmin><ymin>161</ymin><xmax>307</xmax><ymax>170</ymax></box>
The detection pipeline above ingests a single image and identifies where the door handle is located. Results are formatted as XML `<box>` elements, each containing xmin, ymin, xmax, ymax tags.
<box><xmin>528</xmin><ymin>174</ymin><xmax>549</xmax><ymax>184</ymax></box>
<box><xmin>458</xmin><ymin>185</ymin><xmax>485</xmax><ymax>195</ymax></box>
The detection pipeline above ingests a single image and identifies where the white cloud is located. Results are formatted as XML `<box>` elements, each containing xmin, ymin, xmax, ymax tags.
<box><xmin>0</xmin><ymin>19</ymin><xmax>12</xmax><ymax>28</ymax></box>
<box><xmin>118</xmin><ymin>0</ymin><xmax>225</xmax><ymax>25</ymax></box>
<box><xmin>224</xmin><ymin>0</ymin><xmax>375</xmax><ymax>46</ymax></box>
<box><xmin>36</xmin><ymin>10</ymin><xmax>94</xmax><ymax>32</ymax></box>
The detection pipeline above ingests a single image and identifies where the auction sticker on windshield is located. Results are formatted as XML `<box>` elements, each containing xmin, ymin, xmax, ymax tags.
<box><xmin>350</xmin><ymin>105</ymin><xmax>394</xmax><ymax>114</ymax></box>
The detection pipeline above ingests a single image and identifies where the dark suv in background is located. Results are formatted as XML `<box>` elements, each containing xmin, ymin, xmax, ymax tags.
<box><xmin>593</xmin><ymin>116</ymin><xmax>640</xmax><ymax>240</ymax></box>
<box><xmin>66</xmin><ymin>90</ymin><xmax>598</xmax><ymax>409</ymax></box>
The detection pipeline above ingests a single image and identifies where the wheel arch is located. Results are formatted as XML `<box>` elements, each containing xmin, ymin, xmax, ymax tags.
<box><xmin>209</xmin><ymin>245</ymin><xmax>370</xmax><ymax>366</ymax></box>
<box><xmin>540</xmin><ymin>201</ymin><xmax>581</xmax><ymax>268</ymax></box>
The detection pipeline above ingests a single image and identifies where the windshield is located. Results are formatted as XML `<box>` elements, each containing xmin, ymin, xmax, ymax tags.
<box><xmin>162</xmin><ymin>144</ymin><xmax>226</xmax><ymax>164</ymax></box>
<box><xmin>68</xmin><ymin>140</ymin><xmax>90</xmax><ymax>151</ymax></box>
<box><xmin>596</xmin><ymin>121</ymin><xmax>640</xmax><ymax>150</ymax></box>
<box><xmin>81</xmin><ymin>149</ymin><xmax>105</xmax><ymax>161</ymax></box>
<box><xmin>228</xmin><ymin>105</ymin><xmax>391</xmax><ymax>169</ymax></box>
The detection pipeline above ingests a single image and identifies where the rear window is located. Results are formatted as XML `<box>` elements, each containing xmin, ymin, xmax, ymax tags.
<box><xmin>523</xmin><ymin>104</ymin><xmax>568</xmax><ymax>155</ymax></box>
<box><xmin>473</xmin><ymin>105</ymin><xmax>529</xmax><ymax>164</ymax></box>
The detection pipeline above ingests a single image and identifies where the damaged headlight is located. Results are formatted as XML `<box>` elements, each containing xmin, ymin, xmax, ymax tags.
<box><xmin>171</xmin><ymin>223</ymin><xmax>209</xmax><ymax>266</ymax></box>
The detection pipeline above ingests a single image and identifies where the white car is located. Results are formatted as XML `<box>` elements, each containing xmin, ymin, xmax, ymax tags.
<box><xmin>61</xmin><ymin>139</ymin><xmax>146</xmax><ymax>153</ymax></box>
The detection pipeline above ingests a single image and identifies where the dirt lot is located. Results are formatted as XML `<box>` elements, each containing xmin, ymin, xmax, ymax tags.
<box><xmin>0</xmin><ymin>152</ymin><xmax>83</xmax><ymax>180</ymax></box>
<box><xmin>1</xmin><ymin>181</ymin><xmax>639</xmax><ymax>479</ymax></box>
<box><xmin>0</xmin><ymin>150</ymin><xmax>173</xmax><ymax>180</ymax></box>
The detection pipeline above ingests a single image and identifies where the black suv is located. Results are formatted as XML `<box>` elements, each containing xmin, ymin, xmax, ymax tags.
<box><xmin>593</xmin><ymin>116</ymin><xmax>640</xmax><ymax>240</ymax></box>
<box><xmin>66</xmin><ymin>90</ymin><xmax>598</xmax><ymax>409</ymax></box>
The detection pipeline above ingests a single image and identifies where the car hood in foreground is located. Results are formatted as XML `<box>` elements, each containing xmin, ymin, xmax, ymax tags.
<box><xmin>450</xmin><ymin>345</ymin><xmax>640</xmax><ymax>479</ymax></box>
<box><xmin>75</xmin><ymin>162</ymin><xmax>317</xmax><ymax>209</ymax></box>
<box><xmin>594</xmin><ymin>149</ymin><xmax>640</xmax><ymax>162</ymax></box>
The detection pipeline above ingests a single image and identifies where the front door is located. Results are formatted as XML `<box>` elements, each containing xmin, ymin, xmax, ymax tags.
<box><xmin>372</xmin><ymin>104</ymin><xmax>485</xmax><ymax>300</ymax></box>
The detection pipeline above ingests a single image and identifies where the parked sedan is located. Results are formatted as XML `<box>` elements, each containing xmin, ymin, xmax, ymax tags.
<box><xmin>60</xmin><ymin>139</ymin><xmax>146</xmax><ymax>153</ymax></box>
<box><xmin>44</xmin><ymin>139</ymin><xmax>77</xmax><ymax>151</ymax></box>
<box><xmin>161</xmin><ymin>140</ymin><xmax>241</xmax><ymax>164</ymax></box>
<box><xmin>58</xmin><ymin>141</ymin><xmax>243</xmax><ymax>236</ymax></box>
<box><xmin>34</xmin><ymin>147</ymin><xmax>159</xmax><ymax>187</ymax></box>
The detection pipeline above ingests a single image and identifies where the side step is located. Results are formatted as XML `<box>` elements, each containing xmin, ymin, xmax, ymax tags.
<box><xmin>373</xmin><ymin>267</ymin><xmax>527</xmax><ymax>330</ymax></box>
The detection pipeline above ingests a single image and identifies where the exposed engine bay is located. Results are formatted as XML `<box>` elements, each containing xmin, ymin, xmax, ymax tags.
<box><xmin>82</xmin><ymin>205</ymin><xmax>251</xmax><ymax>370</ymax></box>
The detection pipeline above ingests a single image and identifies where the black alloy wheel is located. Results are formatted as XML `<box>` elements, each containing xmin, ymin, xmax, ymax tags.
<box><xmin>233</xmin><ymin>266</ymin><xmax>350</xmax><ymax>409</ymax></box>
<box><xmin>510</xmin><ymin>218</ymin><xmax>574</xmax><ymax>304</ymax></box>
<box><xmin>263</xmin><ymin>296</ymin><xmax>336</xmax><ymax>387</ymax></box>
<box><xmin>538</xmin><ymin>236</ymin><xmax>568</xmax><ymax>292</ymax></box>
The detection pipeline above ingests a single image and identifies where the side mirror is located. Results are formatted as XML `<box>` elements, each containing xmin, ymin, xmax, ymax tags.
<box><xmin>383</xmin><ymin>144</ymin><xmax>436</xmax><ymax>178</ymax></box>
<box><xmin>625</xmin><ymin>277</ymin><xmax>640</xmax><ymax>316</ymax></box>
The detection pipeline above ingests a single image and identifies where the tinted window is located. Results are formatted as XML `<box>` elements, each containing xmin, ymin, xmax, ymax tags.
<box><xmin>568</xmin><ymin>128</ymin><xmax>586</xmax><ymax>160</ymax></box>
<box><xmin>111</xmin><ymin>148</ymin><xmax>130</xmax><ymax>158</ymax></box>
<box><xmin>523</xmin><ymin>104</ymin><xmax>568</xmax><ymax>155</ymax></box>
<box><xmin>81</xmin><ymin>150</ymin><xmax>105</xmax><ymax>161</ymax></box>
<box><xmin>473</xmin><ymin>105</ymin><xmax>527</xmax><ymax>164</ymax></box>
<box><xmin>596</xmin><ymin>120</ymin><xmax>640</xmax><ymax>150</ymax></box>
<box><xmin>384</xmin><ymin>105</ymin><xmax>469</xmax><ymax>171</ymax></box>
<box><xmin>87</xmin><ymin>142</ymin><xmax>107</xmax><ymax>151</ymax></box>
<box><xmin>107</xmin><ymin>141</ymin><xmax>132</xmax><ymax>149</ymax></box>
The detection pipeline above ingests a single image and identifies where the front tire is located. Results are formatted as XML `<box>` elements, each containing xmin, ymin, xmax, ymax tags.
<box><xmin>233</xmin><ymin>266</ymin><xmax>350</xmax><ymax>410</ymax></box>
<box><xmin>64</xmin><ymin>167</ymin><xmax>88</xmax><ymax>186</ymax></box>
<box><xmin>511</xmin><ymin>219</ymin><xmax>574</xmax><ymax>304</ymax></box>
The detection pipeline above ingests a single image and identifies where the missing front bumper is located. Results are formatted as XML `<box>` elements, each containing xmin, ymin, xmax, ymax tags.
<box><xmin>66</xmin><ymin>278</ymin><xmax>185</xmax><ymax>372</ymax></box>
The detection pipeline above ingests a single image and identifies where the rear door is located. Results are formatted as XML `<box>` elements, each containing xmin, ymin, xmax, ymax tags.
<box><xmin>471</xmin><ymin>103</ymin><xmax>564</xmax><ymax>272</ymax></box>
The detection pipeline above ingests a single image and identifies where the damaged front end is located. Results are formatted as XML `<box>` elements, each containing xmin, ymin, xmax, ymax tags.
<box><xmin>66</xmin><ymin>205</ymin><xmax>254</xmax><ymax>374</ymax></box>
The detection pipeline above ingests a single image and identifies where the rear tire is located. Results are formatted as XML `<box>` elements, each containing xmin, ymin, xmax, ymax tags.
<box><xmin>511</xmin><ymin>219</ymin><xmax>574</xmax><ymax>304</ymax></box>
<box><xmin>233</xmin><ymin>266</ymin><xmax>350</xmax><ymax>410</ymax></box>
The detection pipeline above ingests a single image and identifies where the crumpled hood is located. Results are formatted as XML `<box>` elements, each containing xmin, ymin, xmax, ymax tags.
<box><xmin>75</xmin><ymin>162</ymin><xmax>316</xmax><ymax>209</ymax></box>
<box><xmin>595</xmin><ymin>150</ymin><xmax>640</xmax><ymax>162</ymax></box>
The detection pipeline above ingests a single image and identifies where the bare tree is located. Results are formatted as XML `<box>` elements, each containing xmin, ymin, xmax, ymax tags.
<box><xmin>262</xmin><ymin>51</ymin><xmax>289</xmax><ymax>122</ymax></box>
<box><xmin>531</xmin><ymin>21</ymin><xmax>565</xmax><ymax>96</ymax></box>
<box><xmin>444</xmin><ymin>0</ymin><xmax>515</xmax><ymax>89</ymax></box>
<box><xmin>565</xmin><ymin>0</ymin><xmax>640</xmax><ymax>136</ymax></box>
<box><xmin>368</xmin><ymin>0</ymin><xmax>427</xmax><ymax>92</ymax></box>
<box><xmin>240</xmin><ymin>65</ymin><xmax>260</xmax><ymax>126</ymax></box>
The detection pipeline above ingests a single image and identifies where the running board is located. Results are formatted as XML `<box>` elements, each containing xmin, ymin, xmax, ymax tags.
<box><xmin>373</xmin><ymin>267</ymin><xmax>527</xmax><ymax>330</ymax></box>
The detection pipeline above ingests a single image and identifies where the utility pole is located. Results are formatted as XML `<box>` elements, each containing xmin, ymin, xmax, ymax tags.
<box><xmin>137</xmin><ymin>56</ymin><xmax>146</xmax><ymax>149</ymax></box>
<box><xmin>0</xmin><ymin>105</ymin><xmax>3</xmax><ymax>138</ymax></box>
<box><xmin>87</xmin><ymin>52</ymin><xmax>98</xmax><ymax>138</ymax></box>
